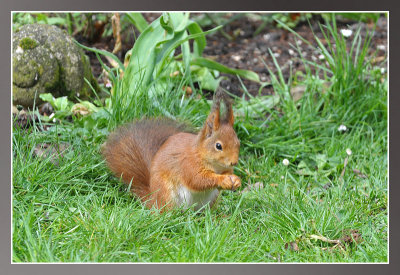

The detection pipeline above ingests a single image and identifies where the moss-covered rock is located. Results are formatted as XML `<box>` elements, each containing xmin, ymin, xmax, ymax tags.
<box><xmin>12</xmin><ymin>24</ymin><xmax>99</xmax><ymax>108</ymax></box>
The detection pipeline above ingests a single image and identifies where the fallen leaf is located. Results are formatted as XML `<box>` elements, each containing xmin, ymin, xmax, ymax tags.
<box><xmin>71</xmin><ymin>104</ymin><xmax>91</xmax><ymax>116</ymax></box>
<box><xmin>182</xmin><ymin>86</ymin><xmax>193</xmax><ymax>96</ymax></box>
<box><xmin>371</xmin><ymin>56</ymin><xmax>386</xmax><ymax>65</ymax></box>
<box><xmin>284</xmin><ymin>241</ymin><xmax>299</xmax><ymax>251</ymax></box>
<box><xmin>290</xmin><ymin>85</ymin><xmax>306</xmax><ymax>102</ymax></box>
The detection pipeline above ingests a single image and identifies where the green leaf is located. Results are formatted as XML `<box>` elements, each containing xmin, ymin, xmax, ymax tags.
<box><xmin>187</xmin><ymin>21</ymin><xmax>207</xmax><ymax>56</ymax></box>
<box><xmin>235</xmin><ymin>95</ymin><xmax>280</xmax><ymax>118</ymax></box>
<box><xmin>75</xmin><ymin>40</ymin><xmax>125</xmax><ymax>72</ymax></box>
<box><xmin>125</xmin><ymin>13</ymin><xmax>149</xmax><ymax>33</ymax></box>
<box><xmin>55</xmin><ymin>97</ymin><xmax>70</xmax><ymax>111</ymax></box>
<box><xmin>191</xmin><ymin>57</ymin><xmax>261</xmax><ymax>83</ymax></box>
<box><xmin>191</xmin><ymin>67</ymin><xmax>221</xmax><ymax>91</ymax></box>
<box><xmin>39</xmin><ymin>93</ymin><xmax>56</xmax><ymax>106</ymax></box>
<box><xmin>122</xmin><ymin>13</ymin><xmax>221</xmax><ymax>95</ymax></box>
<box><xmin>314</xmin><ymin>154</ymin><xmax>328</xmax><ymax>170</ymax></box>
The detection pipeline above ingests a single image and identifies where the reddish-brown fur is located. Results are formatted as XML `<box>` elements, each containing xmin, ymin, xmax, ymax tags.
<box><xmin>102</xmin><ymin>90</ymin><xmax>241</xmax><ymax>210</ymax></box>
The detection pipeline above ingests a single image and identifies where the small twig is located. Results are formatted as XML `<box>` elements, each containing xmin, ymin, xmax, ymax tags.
<box><xmin>309</xmin><ymin>234</ymin><xmax>341</xmax><ymax>245</ymax></box>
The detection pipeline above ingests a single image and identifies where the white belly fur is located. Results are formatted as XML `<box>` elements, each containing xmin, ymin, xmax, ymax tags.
<box><xmin>175</xmin><ymin>185</ymin><xmax>219</xmax><ymax>211</ymax></box>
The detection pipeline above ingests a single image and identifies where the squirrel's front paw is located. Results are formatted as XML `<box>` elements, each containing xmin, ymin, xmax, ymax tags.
<box><xmin>219</xmin><ymin>175</ymin><xmax>241</xmax><ymax>191</ymax></box>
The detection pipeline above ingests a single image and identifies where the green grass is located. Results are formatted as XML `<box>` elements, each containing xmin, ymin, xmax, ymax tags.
<box><xmin>12</xmin><ymin>16</ymin><xmax>387</xmax><ymax>262</ymax></box>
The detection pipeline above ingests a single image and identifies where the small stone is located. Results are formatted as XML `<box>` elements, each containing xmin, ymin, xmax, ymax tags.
<box><xmin>231</xmin><ymin>54</ymin><xmax>242</xmax><ymax>62</ymax></box>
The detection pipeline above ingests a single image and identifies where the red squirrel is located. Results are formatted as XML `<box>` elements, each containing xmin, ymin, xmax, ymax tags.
<box><xmin>102</xmin><ymin>89</ymin><xmax>241</xmax><ymax>211</ymax></box>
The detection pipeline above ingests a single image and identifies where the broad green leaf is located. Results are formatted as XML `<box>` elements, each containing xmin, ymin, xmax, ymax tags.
<box><xmin>39</xmin><ymin>93</ymin><xmax>56</xmax><ymax>107</ymax></box>
<box><xmin>315</xmin><ymin>154</ymin><xmax>328</xmax><ymax>170</ymax></box>
<box><xmin>123</xmin><ymin>14</ymin><xmax>221</xmax><ymax>95</ymax></box>
<box><xmin>187</xmin><ymin>21</ymin><xmax>207</xmax><ymax>57</ymax></box>
<box><xmin>191</xmin><ymin>67</ymin><xmax>221</xmax><ymax>91</ymax></box>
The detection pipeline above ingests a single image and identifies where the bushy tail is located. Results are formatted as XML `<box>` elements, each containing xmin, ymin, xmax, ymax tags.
<box><xmin>102</xmin><ymin>118</ymin><xmax>190</xmax><ymax>201</ymax></box>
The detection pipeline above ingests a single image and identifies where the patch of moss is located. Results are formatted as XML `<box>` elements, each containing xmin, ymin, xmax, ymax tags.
<box><xmin>19</xmin><ymin>37</ymin><xmax>38</xmax><ymax>50</ymax></box>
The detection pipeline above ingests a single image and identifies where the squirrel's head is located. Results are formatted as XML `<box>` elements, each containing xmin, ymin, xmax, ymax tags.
<box><xmin>197</xmin><ymin>89</ymin><xmax>240</xmax><ymax>174</ymax></box>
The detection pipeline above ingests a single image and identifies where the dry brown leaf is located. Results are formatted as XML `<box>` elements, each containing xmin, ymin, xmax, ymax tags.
<box><xmin>284</xmin><ymin>241</ymin><xmax>299</xmax><ymax>251</ymax></box>
<box><xmin>71</xmin><ymin>104</ymin><xmax>91</xmax><ymax>116</ymax></box>
<box><xmin>371</xmin><ymin>56</ymin><xmax>385</xmax><ymax>64</ymax></box>
<box><xmin>290</xmin><ymin>85</ymin><xmax>306</xmax><ymax>102</ymax></box>
<box><xmin>170</xmin><ymin>71</ymin><xmax>180</xmax><ymax>77</ymax></box>
<box><xmin>182</xmin><ymin>86</ymin><xmax>193</xmax><ymax>96</ymax></box>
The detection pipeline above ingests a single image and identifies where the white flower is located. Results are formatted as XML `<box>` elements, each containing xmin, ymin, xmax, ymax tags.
<box><xmin>288</xmin><ymin>49</ymin><xmax>295</xmax><ymax>56</ymax></box>
<box><xmin>15</xmin><ymin>46</ymin><xmax>24</xmax><ymax>54</ymax></box>
<box><xmin>281</xmin><ymin>176</ymin><xmax>284</xmax><ymax>179</ymax></box>
<box><xmin>105</xmin><ymin>81</ymin><xmax>112</xmax><ymax>88</ymax></box>
<box><xmin>340</xmin><ymin>29</ymin><xmax>353</xmax><ymax>38</ymax></box>
<box><xmin>318</xmin><ymin>54</ymin><xmax>325</xmax><ymax>60</ymax></box>
<box><xmin>346</xmin><ymin>148</ymin><xmax>352</xmax><ymax>156</ymax></box>
<box><xmin>380</xmin><ymin>67</ymin><xmax>386</xmax><ymax>74</ymax></box>
<box><xmin>338</xmin><ymin>124</ymin><xmax>347</xmax><ymax>132</ymax></box>
<box><xmin>282</xmin><ymin>159</ymin><xmax>289</xmax><ymax>166</ymax></box>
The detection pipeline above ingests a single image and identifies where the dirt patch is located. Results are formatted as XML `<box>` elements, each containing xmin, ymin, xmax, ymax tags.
<box><xmin>76</xmin><ymin>13</ymin><xmax>386</xmax><ymax>100</ymax></box>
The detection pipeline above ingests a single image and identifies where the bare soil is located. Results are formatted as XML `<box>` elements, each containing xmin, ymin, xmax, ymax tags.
<box><xmin>80</xmin><ymin>13</ymin><xmax>387</xmax><ymax>98</ymax></box>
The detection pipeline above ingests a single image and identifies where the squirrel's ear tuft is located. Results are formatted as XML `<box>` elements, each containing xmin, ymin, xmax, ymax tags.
<box><xmin>224</xmin><ymin>97</ymin><xmax>234</xmax><ymax>126</ymax></box>
<box><xmin>199</xmin><ymin>94</ymin><xmax>221</xmax><ymax>140</ymax></box>
<box><xmin>216</xmin><ymin>87</ymin><xmax>234</xmax><ymax>126</ymax></box>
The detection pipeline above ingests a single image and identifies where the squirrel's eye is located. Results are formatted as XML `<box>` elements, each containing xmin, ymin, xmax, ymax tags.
<box><xmin>215</xmin><ymin>142</ymin><xmax>222</xmax><ymax>151</ymax></box>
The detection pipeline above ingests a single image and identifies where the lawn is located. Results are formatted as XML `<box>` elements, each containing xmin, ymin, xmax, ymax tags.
<box><xmin>12</xmin><ymin>13</ymin><xmax>387</xmax><ymax>262</ymax></box>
